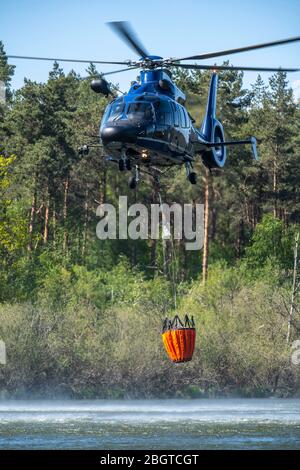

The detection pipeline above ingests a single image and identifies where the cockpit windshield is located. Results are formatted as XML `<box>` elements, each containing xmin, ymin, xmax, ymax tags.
<box><xmin>107</xmin><ymin>101</ymin><xmax>125</xmax><ymax>121</ymax></box>
<box><xmin>126</xmin><ymin>102</ymin><xmax>154</xmax><ymax>122</ymax></box>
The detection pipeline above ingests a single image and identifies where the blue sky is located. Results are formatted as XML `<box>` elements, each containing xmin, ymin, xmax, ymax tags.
<box><xmin>2</xmin><ymin>0</ymin><xmax>300</xmax><ymax>98</ymax></box>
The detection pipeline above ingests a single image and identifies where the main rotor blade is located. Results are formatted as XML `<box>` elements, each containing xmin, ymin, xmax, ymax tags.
<box><xmin>107</xmin><ymin>21</ymin><xmax>149</xmax><ymax>59</ymax></box>
<box><xmin>101</xmin><ymin>65</ymin><xmax>140</xmax><ymax>76</ymax></box>
<box><xmin>170</xmin><ymin>63</ymin><xmax>300</xmax><ymax>72</ymax></box>
<box><xmin>177</xmin><ymin>36</ymin><xmax>300</xmax><ymax>61</ymax></box>
<box><xmin>7</xmin><ymin>55</ymin><xmax>130</xmax><ymax>65</ymax></box>
<box><xmin>82</xmin><ymin>66</ymin><xmax>140</xmax><ymax>79</ymax></box>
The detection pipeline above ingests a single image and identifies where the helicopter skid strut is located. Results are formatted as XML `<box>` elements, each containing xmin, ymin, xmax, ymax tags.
<box><xmin>118</xmin><ymin>148</ymin><xmax>132</xmax><ymax>172</ymax></box>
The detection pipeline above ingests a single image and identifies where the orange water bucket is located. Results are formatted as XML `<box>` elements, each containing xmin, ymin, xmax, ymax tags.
<box><xmin>162</xmin><ymin>315</ymin><xmax>196</xmax><ymax>363</ymax></box>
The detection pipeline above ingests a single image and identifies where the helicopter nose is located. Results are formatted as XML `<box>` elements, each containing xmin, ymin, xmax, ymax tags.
<box><xmin>101</xmin><ymin>125</ymin><xmax>138</xmax><ymax>144</ymax></box>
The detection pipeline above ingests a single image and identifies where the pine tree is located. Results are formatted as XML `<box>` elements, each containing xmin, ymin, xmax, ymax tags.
<box><xmin>0</xmin><ymin>41</ymin><xmax>15</xmax><ymax>101</ymax></box>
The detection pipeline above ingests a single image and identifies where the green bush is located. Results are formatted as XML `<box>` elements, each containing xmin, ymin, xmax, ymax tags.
<box><xmin>1</xmin><ymin>262</ymin><xmax>299</xmax><ymax>398</ymax></box>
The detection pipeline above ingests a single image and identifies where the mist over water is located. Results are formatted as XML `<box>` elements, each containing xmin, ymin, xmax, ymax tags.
<box><xmin>0</xmin><ymin>399</ymin><xmax>300</xmax><ymax>449</ymax></box>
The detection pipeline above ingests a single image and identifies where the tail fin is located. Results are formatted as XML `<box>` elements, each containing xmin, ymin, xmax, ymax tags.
<box><xmin>200</xmin><ymin>72</ymin><xmax>218</xmax><ymax>140</ymax></box>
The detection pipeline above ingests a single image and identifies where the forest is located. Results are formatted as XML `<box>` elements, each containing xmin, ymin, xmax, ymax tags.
<box><xmin>0</xmin><ymin>40</ymin><xmax>300</xmax><ymax>398</ymax></box>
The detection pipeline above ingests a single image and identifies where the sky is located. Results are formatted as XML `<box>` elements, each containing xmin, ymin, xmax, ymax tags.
<box><xmin>1</xmin><ymin>0</ymin><xmax>300</xmax><ymax>99</ymax></box>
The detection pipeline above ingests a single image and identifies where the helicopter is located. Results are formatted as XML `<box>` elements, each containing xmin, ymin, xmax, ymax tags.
<box><xmin>85</xmin><ymin>22</ymin><xmax>300</xmax><ymax>188</ymax></box>
<box><xmin>8</xmin><ymin>23</ymin><xmax>300</xmax><ymax>189</ymax></box>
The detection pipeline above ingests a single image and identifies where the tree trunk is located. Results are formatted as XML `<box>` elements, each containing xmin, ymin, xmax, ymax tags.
<box><xmin>43</xmin><ymin>190</ymin><xmax>49</xmax><ymax>245</ymax></box>
<box><xmin>131</xmin><ymin>241</ymin><xmax>137</xmax><ymax>267</ymax></box>
<box><xmin>158</xmin><ymin>192</ymin><xmax>168</xmax><ymax>276</ymax></box>
<box><xmin>273</xmin><ymin>155</ymin><xmax>278</xmax><ymax>218</ymax></box>
<box><xmin>180</xmin><ymin>237</ymin><xmax>187</xmax><ymax>281</ymax></box>
<box><xmin>63</xmin><ymin>178</ymin><xmax>69</xmax><ymax>253</ymax></box>
<box><xmin>99</xmin><ymin>163</ymin><xmax>107</xmax><ymax>206</ymax></box>
<box><xmin>150</xmin><ymin>188</ymin><xmax>157</xmax><ymax>271</ymax></box>
<box><xmin>283</xmin><ymin>208</ymin><xmax>289</xmax><ymax>227</ymax></box>
<box><xmin>52</xmin><ymin>201</ymin><xmax>56</xmax><ymax>249</ymax></box>
<box><xmin>27</xmin><ymin>192</ymin><xmax>36</xmax><ymax>252</ymax></box>
<box><xmin>236</xmin><ymin>218</ymin><xmax>244</xmax><ymax>258</ymax></box>
<box><xmin>82</xmin><ymin>187</ymin><xmax>89</xmax><ymax>258</ymax></box>
<box><xmin>202</xmin><ymin>168</ymin><xmax>211</xmax><ymax>284</ymax></box>
<box><xmin>287</xmin><ymin>233</ymin><xmax>299</xmax><ymax>343</ymax></box>
<box><xmin>150</xmin><ymin>238</ymin><xmax>157</xmax><ymax>269</ymax></box>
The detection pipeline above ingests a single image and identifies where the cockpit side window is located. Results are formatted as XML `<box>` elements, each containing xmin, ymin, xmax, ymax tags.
<box><xmin>172</xmin><ymin>102</ymin><xmax>179</xmax><ymax>127</ymax></box>
<box><xmin>154</xmin><ymin>100</ymin><xmax>173</xmax><ymax>126</ymax></box>
<box><xmin>179</xmin><ymin>106</ymin><xmax>187</xmax><ymax>128</ymax></box>
<box><xmin>184</xmin><ymin>108</ymin><xmax>190</xmax><ymax>128</ymax></box>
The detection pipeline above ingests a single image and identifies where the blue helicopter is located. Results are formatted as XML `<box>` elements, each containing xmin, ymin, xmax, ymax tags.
<box><xmin>82</xmin><ymin>22</ymin><xmax>300</xmax><ymax>188</ymax></box>
<box><xmin>8</xmin><ymin>22</ymin><xmax>300</xmax><ymax>188</ymax></box>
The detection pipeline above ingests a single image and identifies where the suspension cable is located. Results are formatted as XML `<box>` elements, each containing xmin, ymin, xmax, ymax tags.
<box><xmin>155</xmin><ymin>175</ymin><xmax>178</xmax><ymax>310</ymax></box>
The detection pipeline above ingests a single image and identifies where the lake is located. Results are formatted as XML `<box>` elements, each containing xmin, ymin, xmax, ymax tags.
<box><xmin>0</xmin><ymin>399</ymin><xmax>300</xmax><ymax>449</ymax></box>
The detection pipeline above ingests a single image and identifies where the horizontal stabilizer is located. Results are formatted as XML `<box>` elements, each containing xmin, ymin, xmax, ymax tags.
<box><xmin>207</xmin><ymin>136</ymin><xmax>259</xmax><ymax>160</ymax></box>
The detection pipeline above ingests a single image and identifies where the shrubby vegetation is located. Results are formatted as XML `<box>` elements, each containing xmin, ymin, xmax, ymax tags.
<box><xmin>0</xmin><ymin>42</ymin><xmax>300</xmax><ymax>397</ymax></box>
<box><xmin>0</xmin><ymin>218</ymin><xmax>299</xmax><ymax>398</ymax></box>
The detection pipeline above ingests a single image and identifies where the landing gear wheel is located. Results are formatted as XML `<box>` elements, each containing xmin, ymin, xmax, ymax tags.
<box><xmin>119</xmin><ymin>159</ymin><xmax>125</xmax><ymax>172</ymax></box>
<box><xmin>125</xmin><ymin>159</ymin><xmax>132</xmax><ymax>171</ymax></box>
<box><xmin>128</xmin><ymin>176</ymin><xmax>137</xmax><ymax>189</ymax></box>
<box><xmin>188</xmin><ymin>172</ymin><xmax>197</xmax><ymax>185</ymax></box>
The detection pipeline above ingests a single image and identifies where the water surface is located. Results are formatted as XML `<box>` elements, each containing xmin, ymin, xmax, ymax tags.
<box><xmin>0</xmin><ymin>399</ymin><xmax>300</xmax><ymax>449</ymax></box>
